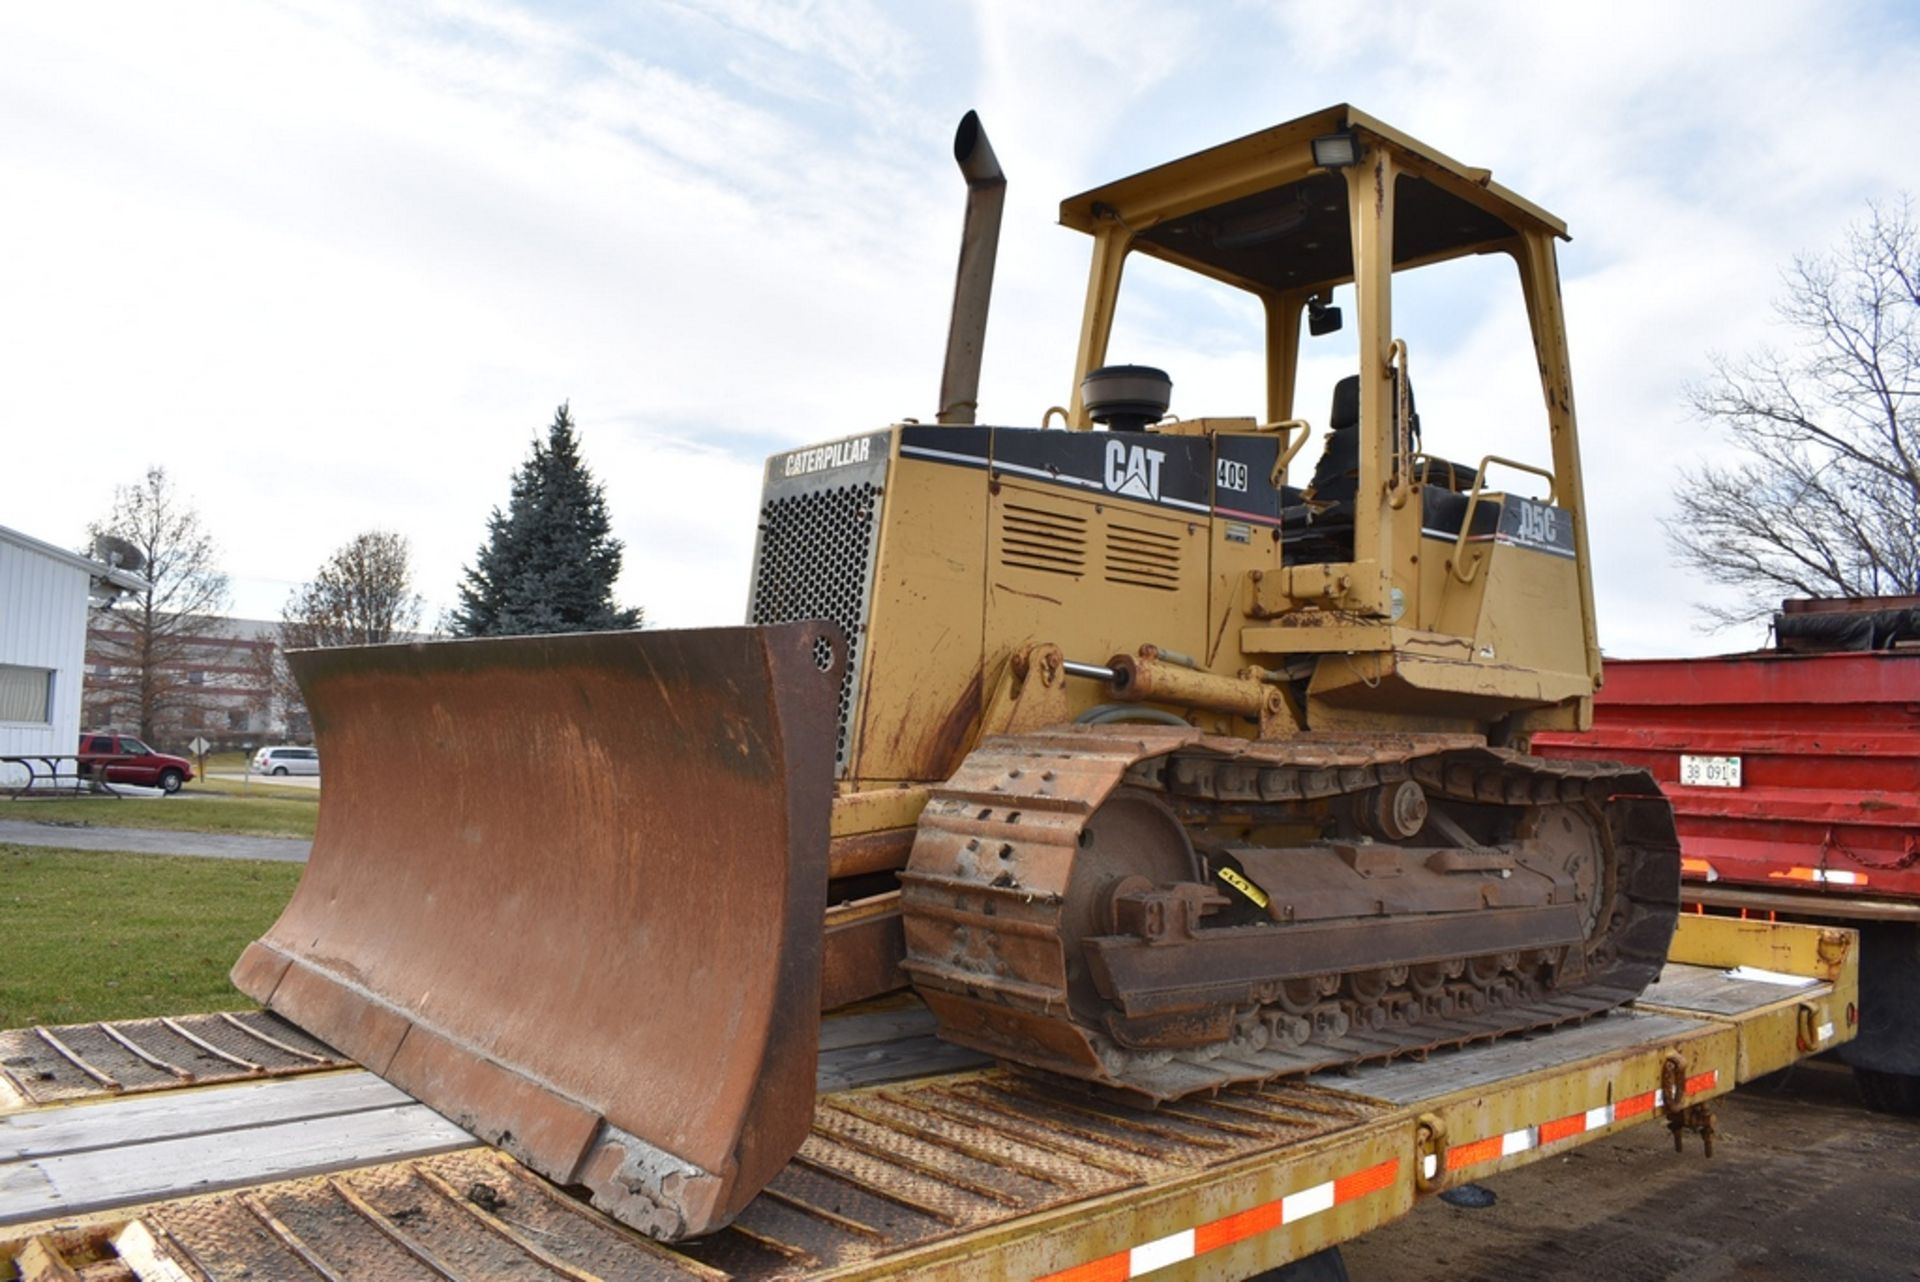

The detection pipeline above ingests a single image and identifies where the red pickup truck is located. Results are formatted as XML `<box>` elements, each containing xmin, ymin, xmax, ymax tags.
<box><xmin>76</xmin><ymin>732</ymin><xmax>196</xmax><ymax>794</ymax></box>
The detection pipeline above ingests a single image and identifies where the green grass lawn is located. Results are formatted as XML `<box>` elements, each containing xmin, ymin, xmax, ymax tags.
<box><xmin>1</xmin><ymin>792</ymin><xmax>317</xmax><ymax>839</ymax></box>
<box><xmin>189</xmin><ymin>776</ymin><xmax>323</xmax><ymax>801</ymax></box>
<box><xmin>0</xmin><ymin>845</ymin><xmax>304</xmax><ymax>1026</ymax></box>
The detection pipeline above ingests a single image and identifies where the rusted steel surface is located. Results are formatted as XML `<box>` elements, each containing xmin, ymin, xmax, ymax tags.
<box><xmin>827</xmin><ymin>827</ymin><xmax>916</xmax><ymax>880</ymax></box>
<box><xmin>1534</xmin><ymin>650</ymin><xmax>1920</xmax><ymax>901</ymax></box>
<box><xmin>901</xmin><ymin>726</ymin><xmax>1678</xmax><ymax>1100</ymax></box>
<box><xmin>0</xmin><ymin>1012</ymin><xmax>344</xmax><ymax>1107</ymax></box>
<box><xmin>821</xmin><ymin>893</ymin><xmax>907</xmax><ymax>1010</ymax></box>
<box><xmin>232</xmin><ymin>625</ymin><xmax>843</xmax><ymax>1242</ymax></box>
<box><xmin>2</xmin><ymin>1070</ymin><xmax>1379</xmax><ymax>1280</ymax></box>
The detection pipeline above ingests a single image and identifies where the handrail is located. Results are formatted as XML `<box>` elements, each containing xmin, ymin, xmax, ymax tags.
<box><xmin>1262</xmin><ymin>419</ymin><xmax>1313</xmax><ymax>487</ymax></box>
<box><xmin>1448</xmin><ymin>454</ymin><xmax>1559</xmax><ymax>584</ymax></box>
<box><xmin>1411</xmin><ymin>452</ymin><xmax>1475</xmax><ymax>490</ymax></box>
<box><xmin>1482</xmin><ymin>454</ymin><xmax>1558</xmax><ymax>501</ymax></box>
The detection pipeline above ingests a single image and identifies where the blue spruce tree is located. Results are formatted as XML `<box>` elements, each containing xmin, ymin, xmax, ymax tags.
<box><xmin>451</xmin><ymin>403</ymin><xmax>643</xmax><ymax>636</ymax></box>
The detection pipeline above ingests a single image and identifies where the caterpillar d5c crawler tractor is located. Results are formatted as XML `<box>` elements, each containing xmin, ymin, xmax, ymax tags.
<box><xmin>235</xmin><ymin>106</ymin><xmax>1680</xmax><ymax>1241</ymax></box>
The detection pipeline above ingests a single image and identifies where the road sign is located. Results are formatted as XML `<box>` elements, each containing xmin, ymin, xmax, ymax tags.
<box><xmin>188</xmin><ymin>736</ymin><xmax>211</xmax><ymax>756</ymax></box>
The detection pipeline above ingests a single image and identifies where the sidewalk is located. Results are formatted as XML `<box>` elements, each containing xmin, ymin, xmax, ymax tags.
<box><xmin>0</xmin><ymin>819</ymin><xmax>310</xmax><ymax>863</ymax></box>
<box><xmin>206</xmin><ymin>771</ymin><xmax>321</xmax><ymax>791</ymax></box>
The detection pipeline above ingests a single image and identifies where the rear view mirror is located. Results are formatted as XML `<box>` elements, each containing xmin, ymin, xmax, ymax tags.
<box><xmin>1308</xmin><ymin>293</ymin><xmax>1343</xmax><ymax>336</ymax></box>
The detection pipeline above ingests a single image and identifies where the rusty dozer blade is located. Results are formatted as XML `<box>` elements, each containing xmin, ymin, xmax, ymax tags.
<box><xmin>233</xmin><ymin>624</ymin><xmax>842</xmax><ymax>1241</ymax></box>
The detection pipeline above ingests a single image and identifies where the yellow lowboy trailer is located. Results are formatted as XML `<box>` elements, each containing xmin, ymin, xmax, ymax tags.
<box><xmin>1</xmin><ymin>916</ymin><xmax>1856</xmax><ymax>1281</ymax></box>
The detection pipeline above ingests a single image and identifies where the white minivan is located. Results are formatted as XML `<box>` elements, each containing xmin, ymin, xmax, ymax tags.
<box><xmin>253</xmin><ymin>745</ymin><xmax>321</xmax><ymax>776</ymax></box>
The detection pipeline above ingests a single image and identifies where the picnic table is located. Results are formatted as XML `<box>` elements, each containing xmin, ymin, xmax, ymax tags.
<box><xmin>1</xmin><ymin>754</ymin><xmax>135</xmax><ymax>798</ymax></box>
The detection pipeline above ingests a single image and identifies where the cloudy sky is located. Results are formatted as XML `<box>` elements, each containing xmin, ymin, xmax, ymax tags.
<box><xmin>5</xmin><ymin>0</ymin><xmax>1916</xmax><ymax>655</ymax></box>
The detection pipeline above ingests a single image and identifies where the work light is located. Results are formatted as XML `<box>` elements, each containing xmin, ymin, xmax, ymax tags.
<box><xmin>1311</xmin><ymin>131</ymin><xmax>1361</xmax><ymax>168</ymax></box>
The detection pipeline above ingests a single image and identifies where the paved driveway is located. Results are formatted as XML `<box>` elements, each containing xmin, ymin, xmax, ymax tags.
<box><xmin>206</xmin><ymin>771</ymin><xmax>321</xmax><ymax>791</ymax></box>
<box><xmin>0</xmin><ymin>818</ymin><xmax>310</xmax><ymax>862</ymax></box>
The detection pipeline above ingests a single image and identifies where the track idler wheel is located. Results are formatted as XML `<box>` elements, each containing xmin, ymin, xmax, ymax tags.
<box><xmin>1061</xmin><ymin>789</ymin><xmax>1200</xmax><ymax>1022</ymax></box>
<box><xmin>1349</xmin><ymin>779</ymin><xmax>1430</xmax><ymax>841</ymax></box>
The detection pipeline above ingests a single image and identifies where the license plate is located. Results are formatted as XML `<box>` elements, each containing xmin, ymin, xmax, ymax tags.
<box><xmin>1679</xmin><ymin>754</ymin><xmax>1742</xmax><ymax>788</ymax></box>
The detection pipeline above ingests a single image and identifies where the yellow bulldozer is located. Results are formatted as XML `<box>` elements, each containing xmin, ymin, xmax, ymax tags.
<box><xmin>234</xmin><ymin>106</ymin><xmax>1680</xmax><ymax>1242</ymax></box>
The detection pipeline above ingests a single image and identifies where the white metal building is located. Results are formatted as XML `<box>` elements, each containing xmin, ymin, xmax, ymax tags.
<box><xmin>0</xmin><ymin>524</ymin><xmax>147</xmax><ymax>787</ymax></box>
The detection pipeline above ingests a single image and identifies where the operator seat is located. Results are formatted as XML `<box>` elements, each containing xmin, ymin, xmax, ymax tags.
<box><xmin>1281</xmin><ymin>374</ymin><xmax>1418</xmax><ymax>564</ymax></box>
<box><xmin>1306</xmin><ymin>374</ymin><xmax>1373</xmax><ymax>503</ymax></box>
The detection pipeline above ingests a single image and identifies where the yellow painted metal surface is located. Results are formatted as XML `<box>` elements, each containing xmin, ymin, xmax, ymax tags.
<box><xmin>845</xmin><ymin>1128</ymin><xmax>1412</xmax><ymax>1282</ymax></box>
<box><xmin>1410</xmin><ymin>1021</ymin><xmax>1737</xmax><ymax>1192</ymax></box>
<box><xmin>1643</xmin><ymin>915</ymin><xmax>1860</xmax><ymax>1080</ymax></box>
<box><xmin>1669</xmin><ymin>986</ymin><xmax>1850</xmax><ymax>1082</ymax></box>
<box><xmin>1058</xmin><ymin>107</ymin><xmax>1565</xmax><ymax>288</ymax></box>
<box><xmin>845</xmin><ymin>445</ymin><xmax>990</xmax><ymax>785</ymax></box>
<box><xmin>1020</xmin><ymin>105</ymin><xmax>1606</xmax><ymax>737</ymax></box>
<box><xmin>984</xmin><ymin>480</ymin><xmax>1211</xmax><ymax>679</ymax></box>
<box><xmin>832</xmin><ymin>786</ymin><xmax>933</xmax><ymax>838</ymax></box>
<box><xmin>1667</xmin><ymin>912</ymin><xmax>1855</xmax><ymax>982</ymax></box>
<box><xmin>797</xmin><ymin>109</ymin><xmax>1612</xmax><ymax>780</ymax></box>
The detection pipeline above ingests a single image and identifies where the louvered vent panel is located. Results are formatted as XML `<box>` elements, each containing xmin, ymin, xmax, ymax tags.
<box><xmin>1105</xmin><ymin>522</ymin><xmax>1182</xmax><ymax>590</ymax></box>
<box><xmin>1000</xmin><ymin>503</ymin><xmax>1088</xmax><ymax>577</ymax></box>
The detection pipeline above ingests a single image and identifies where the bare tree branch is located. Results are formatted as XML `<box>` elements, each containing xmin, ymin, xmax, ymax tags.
<box><xmin>1670</xmin><ymin>197</ymin><xmax>1919</xmax><ymax>622</ymax></box>
<box><xmin>271</xmin><ymin>531</ymin><xmax>424</xmax><ymax>730</ymax></box>
<box><xmin>84</xmin><ymin>466</ymin><xmax>231</xmax><ymax>742</ymax></box>
<box><xmin>281</xmin><ymin>530</ymin><xmax>423</xmax><ymax>650</ymax></box>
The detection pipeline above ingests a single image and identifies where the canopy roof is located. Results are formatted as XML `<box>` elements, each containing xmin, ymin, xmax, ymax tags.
<box><xmin>1060</xmin><ymin>105</ymin><xmax>1567</xmax><ymax>298</ymax></box>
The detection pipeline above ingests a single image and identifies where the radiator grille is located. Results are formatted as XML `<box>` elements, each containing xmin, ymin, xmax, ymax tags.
<box><xmin>749</xmin><ymin>481</ymin><xmax>881</xmax><ymax>773</ymax></box>
<box><xmin>1105</xmin><ymin>522</ymin><xmax>1182</xmax><ymax>591</ymax></box>
<box><xmin>1000</xmin><ymin>503</ymin><xmax>1088</xmax><ymax>577</ymax></box>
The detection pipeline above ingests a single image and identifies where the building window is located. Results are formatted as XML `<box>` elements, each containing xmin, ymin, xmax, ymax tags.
<box><xmin>188</xmin><ymin>671</ymin><xmax>206</xmax><ymax>686</ymax></box>
<box><xmin>0</xmin><ymin>665</ymin><xmax>53</xmax><ymax>724</ymax></box>
<box><xmin>227</xmin><ymin>709</ymin><xmax>249</xmax><ymax>731</ymax></box>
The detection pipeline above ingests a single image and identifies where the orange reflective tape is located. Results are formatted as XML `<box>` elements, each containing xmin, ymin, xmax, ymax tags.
<box><xmin>1195</xmin><ymin>1200</ymin><xmax>1282</xmax><ymax>1253</ymax></box>
<box><xmin>1770</xmin><ymin>866</ymin><xmax>1867</xmax><ymax>886</ymax></box>
<box><xmin>1679</xmin><ymin>857</ymin><xmax>1713</xmax><ymax>876</ymax></box>
<box><xmin>1538</xmin><ymin>1113</ymin><xmax>1586</xmax><ymax>1144</ymax></box>
<box><xmin>1615</xmin><ymin>1091</ymin><xmax>1656</xmax><ymax>1119</ymax></box>
<box><xmin>1333</xmin><ymin>1157</ymin><xmax>1398</xmax><ymax>1203</ymax></box>
<box><xmin>1447</xmin><ymin>1135</ymin><xmax>1504</xmax><ymax>1170</ymax></box>
<box><xmin>1037</xmin><ymin>1253</ymin><xmax>1131</xmax><ymax>1282</ymax></box>
<box><xmin>1684</xmin><ymin>1071</ymin><xmax>1718</xmax><ymax>1095</ymax></box>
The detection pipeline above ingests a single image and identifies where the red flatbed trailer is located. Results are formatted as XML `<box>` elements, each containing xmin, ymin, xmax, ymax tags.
<box><xmin>1534</xmin><ymin>599</ymin><xmax>1920</xmax><ymax>1113</ymax></box>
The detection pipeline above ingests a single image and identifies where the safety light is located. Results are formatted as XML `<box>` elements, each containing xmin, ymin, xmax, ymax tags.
<box><xmin>1311</xmin><ymin>131</ymin><xmax>1361</xmax><ymax>169</ymax></box>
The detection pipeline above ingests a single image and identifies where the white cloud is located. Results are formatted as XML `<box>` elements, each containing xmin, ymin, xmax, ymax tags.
<box><xmin>3</xmin><ymin>0</ymin><xmax>1915</xmax><ymax>659</ymax></box>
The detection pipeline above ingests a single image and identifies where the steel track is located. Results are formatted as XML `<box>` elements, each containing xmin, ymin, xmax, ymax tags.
<box><xmin>900</xmin><ymin>726</ymin><xmax>1681</xmax><ymax>1101</ymax></box>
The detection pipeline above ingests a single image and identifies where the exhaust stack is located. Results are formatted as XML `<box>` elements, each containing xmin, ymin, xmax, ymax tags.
<box><xmin>936</xmin><ymin>111</ymin><xmax>1006</xmax><ymax>426</ymax></box>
